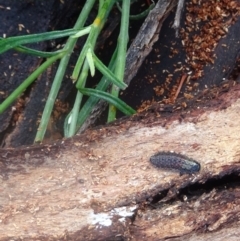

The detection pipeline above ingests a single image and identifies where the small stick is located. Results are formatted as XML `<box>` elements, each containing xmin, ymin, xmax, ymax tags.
<box><xmin>172</xmin><ymin>0</ymin><xmax>185</xmax><ymax>37</ymax></box>
<box><xmin>173</xmin><ymin>74</ymin><xmax>187</xmax><ymax>102</ymax></box>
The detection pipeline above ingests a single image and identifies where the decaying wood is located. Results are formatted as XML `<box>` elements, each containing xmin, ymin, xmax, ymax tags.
<box><xmin>0</xmin><ymin>83</ymin><xmax>240</xmax><ymax>240</ymax></box>
<box><xmin>124</xmin><ymin>0</ymin><xmax>177</xmax><ymax>85</ymax></box>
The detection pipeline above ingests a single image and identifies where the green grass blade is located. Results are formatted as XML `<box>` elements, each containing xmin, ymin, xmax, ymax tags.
<box><xmin>71</xmin><ymin>25</ymin><xmax>91</xmax><ymax>38</ymax></box>
<box><xmin>108</xmin><ymin>0</ymin><xmax>130</xmax><ymax>121</ymax></box>
<box><xmin>93</xmin><ymin>52</ymin><xmax>127</xmax><ymax>89</ymax></box>
<box><xmin>0</xmin><ymin>28</ymin><xmax>78</xmax><ymax>54</ymax></box>
<box><xmin>0</xmin><ymin>37</ymin><xmax>64</xmax><ymax>57</ymax></box>
<box><xmin>86</xmin><ymin>48</ymin><xmax>95</xmax><ymax>77</ymax></box>
<box><xmin>79</xmin><ymin>88</ymin><xmax>136</xmax><ymax>116</ymax></box>
<box><xmin>0</xmin><ymin>52</ymin><xmax>64</xmax><ymax>114</ymax></box>
<box><xmin>14</xmin><ymin>45</ymin><xmax>64</xmax><ymax>57</ymax></box>
<box><xmin>65</xmin><ymin>59</ymin><xmax>89</xmax><ymax>137</ymax></box>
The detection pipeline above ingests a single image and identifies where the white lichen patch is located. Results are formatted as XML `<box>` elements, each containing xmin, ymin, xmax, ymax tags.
<box><xmin>89</xmin><ymin>205</ymin><xmax>137</xmax><ymax>228</ymax></box>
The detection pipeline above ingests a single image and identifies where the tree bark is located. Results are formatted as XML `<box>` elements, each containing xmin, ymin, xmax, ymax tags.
<box><xmin>0</xmin><ymin>82</ymin><xmax>240</xmax><ymax>240</ymax></box>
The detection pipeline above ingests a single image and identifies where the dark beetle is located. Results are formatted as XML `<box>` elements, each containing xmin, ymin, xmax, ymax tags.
<box><xmin>150</xmin><ymin>152</ymin><xmax>201</xmax><ymax>175</ymax></box>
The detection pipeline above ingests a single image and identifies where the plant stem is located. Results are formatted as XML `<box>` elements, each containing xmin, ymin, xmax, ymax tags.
<box><xmin>0</xmin><ymin>52</ymin><xmax>64</xmax><ymax>114</ymax></box>
<box><xmin>0</xmin><ymin>29</ymin><xmax>78</xmax><ymax>54</ymax></box>
<box><xmin>66</xmin><ymin>59</ymin><xmax>89</xmax><ymax>137</ymax></box>
<box><xmin>108</xmin><ymin>0</ymin><xmax>130</xmax><ymax>122</ymax></box>
<box><xmin>79</xmin><ymin>87</ymin><xmax>136</xmax><ymax>115</ymax></box>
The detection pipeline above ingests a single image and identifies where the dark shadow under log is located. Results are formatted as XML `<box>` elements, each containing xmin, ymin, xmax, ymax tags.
<box><xmin>0</xmin><ymin>82</ymin><xmax>240</xmax><ymax>240</ymax></box>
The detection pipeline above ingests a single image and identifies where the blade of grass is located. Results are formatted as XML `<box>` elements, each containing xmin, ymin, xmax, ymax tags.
<box><xmin>65</xmin><ymin>59</ymin><xmax>90</xmax><ymax>137</ymax></box>
<box><xmin>116</xmin><ymin>1</ymin><xmax>155</xmax><ymax>20</ymax></box>
<box><xmin>108</xmin><ymin>0</ymin><xmax>130</xmax><ymax>122</ymax></box>
<box><xmin>86</xmin><ymin>47</ymin><xmax>95</xmax><ymax>77</ymax></box>
<box><xmin>0</xmin><ymin>29</ymin><xmax>79</xmax><ymax>54</ymax></box>
<box><xmin>0</xmin><ymin>52</ymin><xmax>64</xmax><ymax>114</ymax></box>
<box><xmin>14</xmin><ymin>45</ymin><xmax>64</xmax><ymax>57</ymax></box>
<box><xmin>92</xmin><ymin>52</ymin><xmax>127</xmax><ymax>89</ymax></box>
<box><xmin>71</xmin><ymin>25</ymin><xmax>91</xmax><ymax>38</ymax></box>
<box><xmin>79</xmin><ymin>88</ymin><xmax>136</xmax><ymax>116</ymax></box>
<box><xmin>0</xmin><ymin>37</ymin><xmax>64</xmax><ymax>57</ymax></box>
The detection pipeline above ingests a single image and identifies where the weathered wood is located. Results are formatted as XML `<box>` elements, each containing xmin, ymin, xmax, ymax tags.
<box><xmin>124</xmin><ymin>0</ymin><xmax>177</xmax><ymax>85</ymax></box>
<box><xmin>0</xmin><ymin>83</ymin><xmax>240</xmax><ymax>240</ymax></box>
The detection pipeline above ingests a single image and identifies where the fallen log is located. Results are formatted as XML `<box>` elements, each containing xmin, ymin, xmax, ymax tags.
<box><xmin>0</xmin><ymin>82</ymin><xmax>240</xmax><ymax>240</ymax></box>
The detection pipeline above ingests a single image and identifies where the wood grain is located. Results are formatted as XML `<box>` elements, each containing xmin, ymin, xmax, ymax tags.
<box><xmin>0</xmin><ymin>84</ymin><xmax>240</xmax><ymax>240</ymax></box>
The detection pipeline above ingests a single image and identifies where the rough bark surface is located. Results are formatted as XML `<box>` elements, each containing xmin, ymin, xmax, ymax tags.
<box><xmin>0</xmin><ymin>83</ymin><xmax>240</xmax><ymax>240</ymax></box>
<box><xmin>124</xmin><ymin>0</ymin><xmax>177</xmax><ymax>85</ymax></box>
